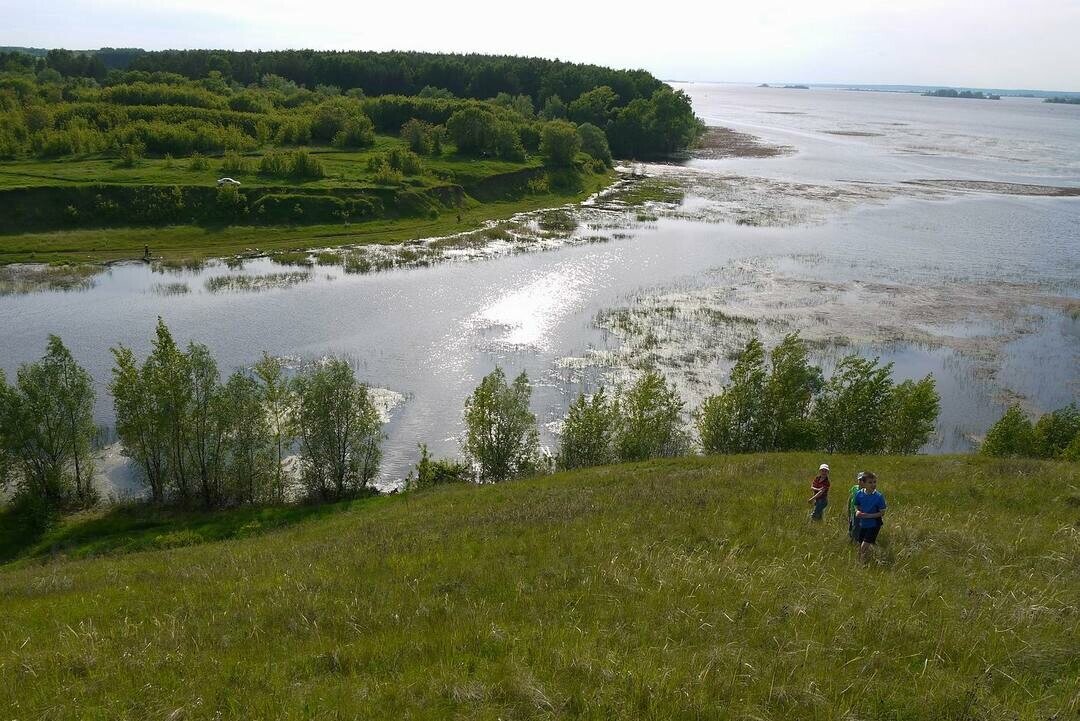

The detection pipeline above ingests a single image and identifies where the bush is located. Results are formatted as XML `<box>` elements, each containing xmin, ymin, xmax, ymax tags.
<box><xmin>407</xmin><ymin>443</ymin><xmax>472</xmax><ymax>490</ymax></box>
<box><xmin>814</xmin><ymin>356</ymin><xmax>895</xmax><ymax>454</ymax></box>
<box><xmin>577</xmin><ymin>122</ymin><xmax>612</xmax><ymax>166</ymax></box>
<box><xmin>463</xmin><ymin>368</ymin><xmax>543</xmax><ymax>483</ymax></box>
<box><xmin>886</xmin><ymin>376</ymin><xmax>941</xmax><ymax>454</ymax></box>
<box><xmin>332</xmin><ymin>115</ymin><xmax>375</xmax><ymax>148</ymax></box>
<box><xmin>981</xmin><ymin>406</ymin><xmax>1036</xmax><ymax>458</ymax></box>
<box><xmin>400</xmin><ymin>118</ymin><xmax>442</xmax><ymax>155</ymax></box>
<box><xmin>115</xmin><ymin>141</ymin><xmax>143</xmax><ymax>167</ymax></box>
<box><xmin>1033</xmin><ymin>405</ymin><xmax>1080</xmax><ymax>458</ymax></box>
<box><xmin>540</xmin><ymin>120</ymin><xmax>580</xmax><ymax>166</ymax></box>
<box><xmin>188</xmin><ymin>151</ymin><xmax>209</xmax><ymax>171</ymax></box>
<box><xmin>220</xmin><ymin>150</ymin><xmax>250</xmax><ymax>174</ymax></box>
<box><xmin>371</xmin><ymin>161</ymin><xmax>403</xmax><ymax>186</ymax></box>
<box><xmin>288</xmin><ymin>149</ymin><xmax>324</xmax><ymax>179</ymax></box>
<box><xmin>258</xmin><ymin>150</ymin><xmax>290</xmax><ymax>176</ymax></box>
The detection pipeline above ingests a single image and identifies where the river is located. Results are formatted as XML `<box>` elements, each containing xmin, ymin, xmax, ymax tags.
<box><xmin>1</xmin><ymin>83</ymin><xmax>1078</xmax><ymax>491</ymax></box>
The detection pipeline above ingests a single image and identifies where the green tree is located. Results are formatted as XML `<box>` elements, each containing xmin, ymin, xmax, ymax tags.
<box><xmin>0</xmin><ymin>371</ymin><xmax>12</xmax><ymax>493</ymax></box>
<box><xmin>576</xmin><ymin>122</ymin><xmax>612</xmax><ymax>166</ymax></box>
<box><xmin>814</xmin><ymin>355</ymin><xmax>893</xmax><ymax>454</ymax></box>
<box><xmin>446</xmin><ymin>106</ymin><xmax>498</xmax><ymax>155</ymax></box>
<box><xmin>253</xmin><ymin>353</ymin><xmax>295</xmax><ymax>502</ymax></box>
<box><xmin>292</xmin><ymin>358</ymin><xmax>382</xmax><ymax>500</ymax></box>
<box><xmin>221</xmin><ymin>370</ymin><xmax>274</xmax><ymax>504</ymax></box>
<box><xmin>492</xmin><ymin>92</ymin><xmax>535</xmax><ymax>118</ymax></box>
<box><xmin>697</xmin><ymin>338</ymin><xmax>767</xmax><ymax>454</ymax></box>
<box><xmin>885</xmin><ymin>376</ymin><xmax>941</xmax><ymax>454</ymax></box>
<box><xmin>762</xmin><ymin>333</ymin><xmax>822</xmax><ymax>451</ymax></box>
<box><xmin>1032</xmin><ymin>405</ymin><xmax>1080</xmax><ymax>459</ymax></box>
<box><xmin>540</xmin><ymin>94</ymin><xmax>567</xmax><ymax>120</ymax></box>
<box><xmin>110</xmin><ymin>345</ymin><xmax>168</xmax><ymax>503</ymax></box>
<box><xmin>558</xmin><ymin>388</ymin><xmax>617</xmax><ymax>470</ymax></box>
<box><xmin>540</xmin><ymin>120</ymin><xmax>581</xmax><ymax>166</ymax></box>
<box><xmin>568</xmin><ymin>86</ymin><xmax>619</xmax><ymax>127</ymax></box>
<box><xmin>615</xmin><ymin>370</ymin><xmax>688</xmax><ymax>462</ymax></box>
<box><xmin>0</xmin><ymin>336</ymin><xmax>97</xmax><ymax>507</ymax></box>
<box><xmin>492</xmin><ymin>121</ymin><xmax>527</xmax><ymax>161</ymax></box>
<box><xmin>462</xmin><ymin>368</ymin><xmax>543</xmax><ymax>483</ymax></box>
<box><xmin>981</xmin><ymin>405</ymin><xmax>1036</xmax><ymax>457</ymax></box>
<box><xmin>145</xmin><ymin>318</ymin><xmax>194</xmax><ymax>503</ymax></box>
<box><xmin>185</xmin><ymin>342</ymin><xmax>227</xmax><ymax>508</ymax></box>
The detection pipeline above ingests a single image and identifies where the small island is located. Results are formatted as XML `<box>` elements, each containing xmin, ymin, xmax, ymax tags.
<box><xmin>923</xmin><ymin>88</ymin><xmax>1001</xmax><ymax>100</ymax></box>
<box><xmin>783</xmin><ymin>84</ymin><xmax>810</xmax><ymax>89</ymax></box>
<box><xmin>1045</xmin><ymin>96</ymin><xmax>1080</xmax><ymax>105</ymax></box>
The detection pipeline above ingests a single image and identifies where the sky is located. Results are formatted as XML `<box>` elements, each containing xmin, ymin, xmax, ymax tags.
<box><xmin>4</xmin><ymin>0</ymin><xmax>1080</xmax><ymax>90</ymax></box>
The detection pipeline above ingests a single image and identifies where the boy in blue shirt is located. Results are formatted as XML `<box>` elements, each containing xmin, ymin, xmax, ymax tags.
<box><xmin>854</xmin><ymin>472</ymin><xmax>887</xmax><ymax>563</ymax></box>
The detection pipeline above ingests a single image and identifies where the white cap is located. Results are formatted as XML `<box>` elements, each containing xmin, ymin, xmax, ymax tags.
<box><xmin>819</xmin><ymin>464</ymin><xmax>830</xmax><ymax>471</ymax></box>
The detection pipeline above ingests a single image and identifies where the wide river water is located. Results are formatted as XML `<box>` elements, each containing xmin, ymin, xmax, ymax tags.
<box><xmin>2</xmin><ymin>84</ymin><xmax>1078</xmax><ymax>491</ymax></box>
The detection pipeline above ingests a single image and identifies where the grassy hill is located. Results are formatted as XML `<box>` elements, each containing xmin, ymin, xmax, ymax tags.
<box><xmin>1</xmin><ymin>453</ymin><xmax>1077</xmax><ymax>719</ymax></box>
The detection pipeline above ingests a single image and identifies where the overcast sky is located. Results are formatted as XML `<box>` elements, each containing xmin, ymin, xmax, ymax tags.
<box><xmin>4</xmin><ymin>0</ymin><xmax>1079</xmax><ymax>90</ymax></box>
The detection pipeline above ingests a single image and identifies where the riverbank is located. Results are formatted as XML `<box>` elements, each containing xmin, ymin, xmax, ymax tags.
<box><xmin>1</xmin><ymin>452</ymin><xmax>1076</xmax><ymax>718</ymax></box>
<box><xmin>0</xmin><ymin>142</ymin><xmax>616</xmax><ymax>266</ymax></box>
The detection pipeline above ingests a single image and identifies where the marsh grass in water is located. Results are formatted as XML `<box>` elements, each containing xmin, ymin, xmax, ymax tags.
<box><xmin>149</xmin><ymin>281</ymin><xmax>190</xmax><ymax>296</ymax></box>
<box><xmin>205</xmin><ymin>272</ymin><xmax>312</xmax><ymax>293</ymax></box>
<box><xmin>0</xmin><ymin>264</ymin><xmax>100</xmax><ymax>295</ymax></box>
<box><xmin>0</xmin><ymin>453</ymin><xmax>1075</xmax><ymax>719</ymax></box>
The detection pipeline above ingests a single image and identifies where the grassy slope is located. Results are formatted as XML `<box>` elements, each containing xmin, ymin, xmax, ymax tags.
<box><xmin>0</xmin><ymin>141</ymin><xmax>614</xmax><ymax>265</ymax></box>
<box><xmin>1</xmin><ymin>453</ymin><xmax>1077</xmax><ymax>720</ymax></box>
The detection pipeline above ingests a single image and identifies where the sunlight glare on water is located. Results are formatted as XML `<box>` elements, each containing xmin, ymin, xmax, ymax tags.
<box><xmin>472</xmin><ymin>259</ymin><xmax>610</xmax><ymax>350</ymax></box>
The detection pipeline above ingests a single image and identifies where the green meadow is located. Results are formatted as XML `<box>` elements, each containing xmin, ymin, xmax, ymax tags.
<box><xmin>1</xmin><ymin>453</ymin><xmax>1076</xmax><ymax>719</ymax></box>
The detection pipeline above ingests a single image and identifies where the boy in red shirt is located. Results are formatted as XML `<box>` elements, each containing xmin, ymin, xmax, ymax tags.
<box><xmin>808</xmin><ymin>463</ymin><xmax>831</xmax><ymax>521</ymax></box>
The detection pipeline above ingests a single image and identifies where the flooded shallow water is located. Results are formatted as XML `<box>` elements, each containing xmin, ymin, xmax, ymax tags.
<box><xmin>1</xmin><ymin>84</ymin><xmax>1077</xmax><ymax>491</ymax></box>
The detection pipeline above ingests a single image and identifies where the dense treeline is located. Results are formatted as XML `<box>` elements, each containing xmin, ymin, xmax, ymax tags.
<box><xmin>127</xmin><ymin>50</ymin><xmax>664</xmax><ymax>110</ymax></box>
<box><xmin>0</xmin><ymin>48</ymin><xmax>701</xmax><ymax>161</ymax></box>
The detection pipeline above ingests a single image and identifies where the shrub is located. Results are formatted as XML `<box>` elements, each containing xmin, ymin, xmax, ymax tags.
<box><xmin>407</xmin><ymin>443</ymin><xmax>472</xmax><ymax>490</ymax></box>
<box><xmin>813</xmin><ymin>356</ymin><xmax>894</xmax><ymax>454</ymax></box>
<box><xmin>188</xmin><ymin>151</ymin><xmax>209</xmax><ymax>171</ymax></box>
<box><xmin>463</xmin><ymin>368</ymin><xmax>543</xmax><ymax>483</ymax></box>
<box><xmin>697</xmin><ymin>338</ymin><xmax>767</xmax><ymax>454</ymax></box>
<box><xmin>885</xmin><ymin>376</ymin><xmax>941</xmax><ymax>454</ymax></box>
<box><xmin>370</xmin><ymin>160</ymin><xmax>403</xmax><ymax>185</ymax></box>
<box><xmin>400</xmin><ymin>118</ymin><xmax>442</xmax><ymax>155</ymax></box>
<box><xmin>540</xmin><ymin>120</ymin><xmax>581</xmax><ymax>166</ymax></box>
<box><xmin>331</xmin><ymin>115</ymin><xmax>375</xmax><ymax>148</ymax></box>
<box><xmin>761</xmin><ymin>333</ymin><xmax>823</xmax><ymax>451</ymax></box>
<box><xmin>1033</xmin><ymin>405</ymin><xmax>1080</xmax><ymax>458</ymax></box>
<box><xmin>288</xmin><ymin>149</ymin><xmax>324</xmax><ymax>179</ymax></box>
<box><xmin>258</xmin><ymin>150</ymin><xmax>290</xmax><ymax>176</ymax></box>
<box><xmin>577</xmin><ymin>122</ymin><xmax>612</xmax><ymax>166</ymax></box>
<box><xmin>220</xmin><ymin>150</ymin><xmax>250</xmax><ymax>174</ymax></box>
<box><xmin>981</xmin><ymin>406</ymin><xmax>1036</xmax><ymax>458</ymax></box>
<box><xmin>116</xmin><ymin>141</ymin><xmax>143</xmax><ymax>167</ymax></box>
